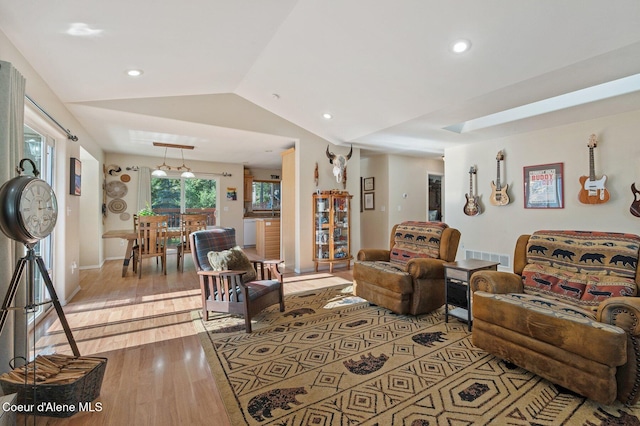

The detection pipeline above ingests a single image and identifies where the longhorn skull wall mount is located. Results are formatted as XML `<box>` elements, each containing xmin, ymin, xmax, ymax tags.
<box><xmin>326</xmin><ymin>144</ymin><xmax>353</xmax><ymax>184</ymax></box>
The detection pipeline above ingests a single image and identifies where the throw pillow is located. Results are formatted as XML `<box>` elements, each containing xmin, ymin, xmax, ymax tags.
<box><xmin>207</xmin><ymin>246</ymin><xmax>257</xmax><ymax>283</ymax></box>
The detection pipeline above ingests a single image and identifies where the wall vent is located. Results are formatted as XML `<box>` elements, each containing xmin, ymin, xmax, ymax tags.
<box><xmin>465</xmin><ymin>250</ymin><xmax>510</xmax><ymax>269</ymax></box>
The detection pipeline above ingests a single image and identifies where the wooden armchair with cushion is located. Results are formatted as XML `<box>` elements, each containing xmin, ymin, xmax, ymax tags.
<box><xmin>190</xmin><ymin>228</ymin><xmax>284</xmax><ymax>332</ymax></box>
<box><xmin>353</xmin><ymin>221</ymin><xmax>461</xmax><ymax>315</ymax></box>
<box><xmin>470</xmin><ymin>230</ymin><xmax>640</xmax><ymax>405</ymax></box>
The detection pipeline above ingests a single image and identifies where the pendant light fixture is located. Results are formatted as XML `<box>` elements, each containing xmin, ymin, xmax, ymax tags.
<box><xmin>151</xmin><ymin>142</ymin><xmax>195</xmax><ymax>178</ymax></box>
<box><xmin>177</xmin><ymin>149</ymin><xmax>195</xmax><ymax>178</ymax></box>
<box><xmin>151</xmin><ymin>147</ymin><xmax>170</xmax><ymax>177</ymax></box>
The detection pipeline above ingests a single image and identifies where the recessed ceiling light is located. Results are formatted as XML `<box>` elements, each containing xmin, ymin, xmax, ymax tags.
<box><xmin>322</xmin><ymin>113</ymin><xmax>333</xmax><ymax>120</ymax></box>
<box><xmin>451</xmin><ymin>39</ymin><xmax>471</xmax><ymax>53</ymax></box>
<box><xmin>127</xmin><ymin>69</ymin><xmax>144</xmax><ymax>77</ymax></box>
<box><xmin>66</xmin><ymin>23</ymin><xmax>103</xmax><ymax>37</ymax></box>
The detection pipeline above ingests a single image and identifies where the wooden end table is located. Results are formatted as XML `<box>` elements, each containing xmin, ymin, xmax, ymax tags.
<box><xmin>444</xmin><ymin>259</ymin><xmax>499</xmax><ymax>331</ymax></box>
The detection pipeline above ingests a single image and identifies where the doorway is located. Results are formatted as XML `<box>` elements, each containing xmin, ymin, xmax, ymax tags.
<box><xmin>427</xmin><ymin>173</ymin><xmax>443</xmax><ymax>222</ymax></box>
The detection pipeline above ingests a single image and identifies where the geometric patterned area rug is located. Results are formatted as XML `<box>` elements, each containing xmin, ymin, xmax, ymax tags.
<box><xmin>192</xmin><ymin>284</ymin><xmax>640</xmax><ymax>425</ymax></box>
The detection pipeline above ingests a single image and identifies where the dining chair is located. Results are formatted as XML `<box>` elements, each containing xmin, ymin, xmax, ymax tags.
<box><xmin>190</xmin><ymin>228</ymin><xmax>285</xmax><ymax>332</ymax></box>
<box><xmin>132</xmin><ymin>215</ymin><xmax>168</xmax><ymax>278</ymax></box>
<box><xmin>176</xmin><ymin>213</ymin><xmax>208</xmax><ymax>272</ymax></box>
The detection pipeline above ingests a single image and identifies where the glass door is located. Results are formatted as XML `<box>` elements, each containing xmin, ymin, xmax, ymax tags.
<box><xmin>314</xmin><ymin>194</ymin><xmax>330</xmax><ymax>260</ymax></box>
<box><xmin>332</xmin><ymin>195</ymin><xmax>350</xmax><ymax>260</ymax></box>
<box><xmin>24</xmin><ymin>125</ymin><xmax>55</xmax><ymax>323</ymax></box>
<box><xmin>184</xmin><ymin>178</ymin><xmax>217</xmax><ymax>226</ymax></box>
<box><xmin>152</xmin><ymin>176</ymin><xmax>218</xmax><ymax>227</ymax></box>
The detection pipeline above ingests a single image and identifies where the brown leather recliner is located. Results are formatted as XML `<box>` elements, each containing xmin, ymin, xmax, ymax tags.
<box><xmin>353</xmin><ymin>221</ymin><xmax>461</xmax><ymax>315</ymax></box>
<box><xmin>471</xmin><ymin>230</ymin><xmax>640</xmax><ymax>405</ymax></box>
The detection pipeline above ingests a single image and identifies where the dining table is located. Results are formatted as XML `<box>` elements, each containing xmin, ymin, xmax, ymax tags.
<box><xmin>102</xmin><ymin>228</ymin><xmax>181</xmax><ymax>277</ymax></box>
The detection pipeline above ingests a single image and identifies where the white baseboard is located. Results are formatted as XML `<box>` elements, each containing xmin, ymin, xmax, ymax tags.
<box><xmin>80</xmin><ymin>264</ymin><xmax>101</xmax><ymax>270</ymax></box>
<box><xmin>61</xmin><ymin>285</ymin><xmax>81</xmax><ymax>305</ymax></box>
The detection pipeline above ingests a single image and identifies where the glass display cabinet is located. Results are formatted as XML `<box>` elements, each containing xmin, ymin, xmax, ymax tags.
<box><xmin>313</xmin><ymin>190</ymin><xmax>352</xmax><ymax>272</ymax></box>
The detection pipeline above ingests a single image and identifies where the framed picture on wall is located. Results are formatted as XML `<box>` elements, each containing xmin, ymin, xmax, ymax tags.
<box><xmin>364</xmin><ymin>192</ymin><xmax>375</xmax><ymax>210</ymax></box>
<box><xmin>523</xmin><ymin>162</ymin><xmax>564</xmax><ymax>209</ymax></box>
<box><xmin>363</xmin><ymin>177</ymin><xmax>375</xmax><ymax>191</ymax></box>
<box><xmin>226</xmin><ymin>187</ymin><xmax>237</xmax><ymax>201</ymax></box>
<box><xmin>70</xmin><ymin>157</ymin><xmax>81</xmax><ymax>196</ymax></box>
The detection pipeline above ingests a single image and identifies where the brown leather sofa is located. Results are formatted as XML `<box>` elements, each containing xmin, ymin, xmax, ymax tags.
<box><xmin>470</xmin><ymin>230</ymin><xmax>640</xmax><ymax>405</ymax></box>
<box><xmin>353</xmin><ymin>221</ymin><xmax>460</xmax><ymax>315</ymax></box>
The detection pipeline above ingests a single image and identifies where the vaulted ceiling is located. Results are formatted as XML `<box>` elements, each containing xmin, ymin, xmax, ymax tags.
<box><xmin>1</xmin><ymin>0</ymin><xmax>640</xmax><ymax>168</ymax></box>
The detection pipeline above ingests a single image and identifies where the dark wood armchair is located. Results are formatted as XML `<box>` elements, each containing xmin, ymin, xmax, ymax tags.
<box><xmin>190</xmin><ymin>228</ymin><xmax>285</xmax><ymax>332</ymax></box>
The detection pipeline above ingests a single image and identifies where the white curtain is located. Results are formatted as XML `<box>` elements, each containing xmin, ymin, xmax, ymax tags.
<box><xmin>0</xmin><ymin>60</ymin><xmax>26</xmax><ymax>373</ymax></box>
<box><xmin>137</xmin><ymin>166</ymin><xmax>152</xmax><ymax>212</ymax></box>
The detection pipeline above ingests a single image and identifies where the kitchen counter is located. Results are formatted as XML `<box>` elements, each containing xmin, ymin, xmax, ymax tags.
<box><xmin>244</xmin><ymin>213</ymin><xmax>281</xmax><ymax>219</ymax></box>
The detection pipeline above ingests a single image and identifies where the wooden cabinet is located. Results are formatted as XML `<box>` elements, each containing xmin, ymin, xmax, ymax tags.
<box><xmin>244</xmin><ymin>175</ymin><xmax>253</xmax><ymax>202</ymax></box>
<box><xmin>256</xmin><ymin>219</ymin><xmax>280</xmax><ymax>259</ymax></box>
<box><xmin>313</xmin><ymin>191</ymin><xmax>352</xmax><ymax>272</ymax></box>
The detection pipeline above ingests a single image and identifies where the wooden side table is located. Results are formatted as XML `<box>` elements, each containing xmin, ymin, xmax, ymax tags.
<box><xmin>444</xmin><ymin>259</ymin><xmax>499</xmax><ymax>330</ymax></box>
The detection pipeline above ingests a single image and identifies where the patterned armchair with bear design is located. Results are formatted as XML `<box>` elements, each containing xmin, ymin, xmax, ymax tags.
<box><xmin>353</xmin><ymin>221</ymin><xmax>461</xmax><ymax>315</ymax></box>
<box><xmin>470</xmin><ymin>230</ymin><xmax>640</xmax><ymax>405</ymax></box>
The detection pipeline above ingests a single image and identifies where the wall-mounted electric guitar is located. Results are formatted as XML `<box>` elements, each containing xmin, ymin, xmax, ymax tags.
<box><xmin>464</xmin><ymin>166</ymin><xmax>481</xmax><ymax>216</ymax></box>
<box><xmin>578</xmin><ymin>134</ymin><xmax>610</xmax><ymax>204</ymax></box>
<box><xmin>631</xmin><ymin>183</ymin><xmax>640</xmax><ymax>217</ymax></box>
<box><xmin>489</xmin><ymin>150</ymin><xmax>509</xmax><ymax>206</ymax></box>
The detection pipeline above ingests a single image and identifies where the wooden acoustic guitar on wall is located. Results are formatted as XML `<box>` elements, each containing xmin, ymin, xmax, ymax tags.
<box><xmin>578</xmin><ymin>134</ymin><xmax>610</xmax><ymax>204</ymax></box>
<box><xmin>489</xmin><ymin>150</ymin><xmax>509</xmax><ymax>206</ymax></box>
<box><xmin>464</xmin><ymin>166</ymin><xmax>481</xmax><ymax>216</ymax></box>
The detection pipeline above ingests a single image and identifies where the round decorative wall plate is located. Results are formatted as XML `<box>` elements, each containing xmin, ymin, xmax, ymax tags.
<box><xmin>119</xmin><ymin>212</ymin><xmax>131</xmax><ymax>221</ymax></box>
<box><xmin>108</xmin><ymin>198</ymin><xmax>127</xmax><ymax>214</ymax></box>
<box><xmin>120</xmin><ymin>174</ymin><xmax>131</xmax><ymax>183</ymax></box>
<box><xmin>106</xmin><ymin>181</ymin><xmax>128</xmax><ymax>198</ymax></box>
<box><xmin>106</xmin><ymin>164</ymin><xmax>122</xmax><ymax>176</ymax></box>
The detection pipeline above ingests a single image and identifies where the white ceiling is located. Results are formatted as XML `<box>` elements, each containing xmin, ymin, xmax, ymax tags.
<box><xmin>2</xmin><ymin>0</ymin><xmax>640</xmax><ymax>168</ymax></box>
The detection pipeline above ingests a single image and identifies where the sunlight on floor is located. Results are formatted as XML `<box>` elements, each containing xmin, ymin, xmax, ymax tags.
<box><xmin>34</xmin><ymin>288</ymin><xmax>203</xmax><ymax>357</ymax></box>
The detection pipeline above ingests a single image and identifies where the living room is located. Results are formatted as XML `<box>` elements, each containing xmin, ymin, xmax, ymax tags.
<box><xmin>2</xmin><ymin>1</ymin><xmax>640</xmax><ymax>424</ymax></box>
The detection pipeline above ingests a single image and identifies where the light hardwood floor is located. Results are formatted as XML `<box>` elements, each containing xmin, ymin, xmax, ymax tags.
<box><xmin>16</xmin><ymin>250</ymin><xmax>353</xmax><ymax>425</ymax></box>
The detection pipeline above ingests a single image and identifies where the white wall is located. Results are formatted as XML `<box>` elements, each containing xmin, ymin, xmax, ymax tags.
<box><xmin>79</xmin><ymin>148</ymin><xmax>102</xmax><ymax>269</ymax></box>
<box><xmin>360</xmin><ymin>154</ymin><xmax>444</xmax><ymax>251</ymax></box>
<box><xmin>444</xmin><ymin>109</ymin><xmax>640</xmax><ymax>270</ymax></box>
<box><xmin>360</xmin><ymin>155</ymin><xmax>389</xmax><ymax>249</ymax></box>
<box><xmin>388</xmin><ymin>155</ymin><xmax>444</xmax><ymax>226</ymax></box>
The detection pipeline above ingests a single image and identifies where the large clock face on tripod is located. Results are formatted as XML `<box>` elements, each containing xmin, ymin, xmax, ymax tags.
<box><xmin>0</xmin><ymin>159</ymin><xmax>78</xmax><ymax>355</ymax></box>
<box><xmin>0</xmin><ymin>159</ymin><xmax>58</xmax><ymax>244</ymax></box>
